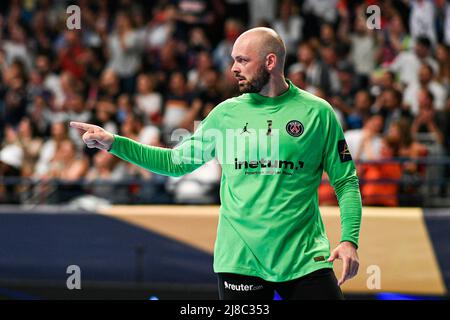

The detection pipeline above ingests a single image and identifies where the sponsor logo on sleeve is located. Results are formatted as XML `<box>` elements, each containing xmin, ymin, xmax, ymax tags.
<box><xmin>338</xmin><ymin>139</ymin><xmax>352</xmax><ymax>162</ymax></box>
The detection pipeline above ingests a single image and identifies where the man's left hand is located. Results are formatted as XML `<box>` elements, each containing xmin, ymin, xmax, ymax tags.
<box><xmin>328</xmin><ymin>241</ymin><xmax>359</xmax><ymax>286</ymax></box>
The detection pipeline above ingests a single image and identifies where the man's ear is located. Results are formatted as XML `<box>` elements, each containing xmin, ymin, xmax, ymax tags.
<box><xmin>266</xmin><ymin>53</ymin><xmax>277</xmax><ymax>71</ymax></box>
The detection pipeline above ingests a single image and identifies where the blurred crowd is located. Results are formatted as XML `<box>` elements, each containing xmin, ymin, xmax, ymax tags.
<box><xmin>0</xmin><ymin>0</ymin><xmax>449</xmax><ymax>206</ymax></box>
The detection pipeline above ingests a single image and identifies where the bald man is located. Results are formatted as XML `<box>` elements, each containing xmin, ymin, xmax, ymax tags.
<box><xmin>71</xmin><ymin>28</ymin><xmax>362</xmax><ymax>300</ymax></box>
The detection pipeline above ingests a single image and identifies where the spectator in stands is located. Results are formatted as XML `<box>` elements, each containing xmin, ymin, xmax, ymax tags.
<box><xmin>180</xmin><ymin>68</ymin><xmax>221</xmax><ymax>132</ymax></box>
<box><xmin>187</xmin><ymin>50</ymin><xmax>214</xmax><ymax>92</ymax></box>
<box><xmin>106</xmin><ymin>11</ymin><xmax>142</xmax><ymax>94</ymax></box>
<box><xmin>154</xmin><ymin>38</ymin><xmax>186</xmax><ymax>83</ymax></box>
<box><xmin>369</xmin><ymin>69</ymin><xmax>401</xmax><ymax>98</ymax></box>
<box><xmin>411</xmin><ymin>88</ymin><xmax>446</xmax><ymax>148</ymax></box>
<box><xmin>376</xmin><ymin>13</ymin><xmax>410</xmax><ymax>66</ymax></box>
<box><xmin>347</xmin><ymin>90</ymin><xmax>374</xmax><ymax>130</ymax></box>
<box><xmin>375</xmin><ymin>88</ymin><xmax>410</xmax><ymax>134</ymax></box>
<box><xmin>3</xmin><ymin>72</ymin><xmax>27</xmax><ymax>127</ymax></box>
<box><xmin>339</xmin><ymin>8</ymin><xmax>378</xmax><ymax>80</ymax></box>
<box><xmin>173</xmin><ymin>0</ymin><xmax>215</xmax><ymax>40</ymax></box>
<box><xmin>292</xmin><ymin>42</ymin><xmax>333</xmax><ymax>96</ymax></box>
<box><xmin>28</xmin><ymin>93</ymin><xmax>52</xmax><ymax>138</ymax></box>
<box><xmin>35</xmin><ymin>138</ymin><xmax>88</xmax><ymax>203</ymax></box>
<box><xmin>86</xmin><ymin>151</ymin><xmax>120</xmax><ymax>181</ymax></box>
<box><xmin>130</xmin><ymin>3</ymin><xmax>149</xmax><ymax>47</ymax></box>
<box><xmin>287</xmin><ymin>63</ymin><xmax>307</xmax><ymax>90</ymax></box>
<box><xmin>117</xmin><ymin>112</ymin><xmax>167</xmax><ymax>203</ymax></box>
<box><xmin>386</xmin><ymin>118</ymin><xmax>428</xmax><ymax>205</ymax></box>
<box><xmin>16</xmin><ymin>117</ymin><xmax>43</xmax><ymax>178</ymax></box>
<box><xmin>361</xmin><ymin>136</ymin><xmax>403</xmax><ymax>207</ymax></box>
<box><xmin>389</xmin><ymin>119</ymin><xmax>428</xmax><ymax>160</ymax></box>
<box><xmin>0</xmin><ymin>126</ymin><xmax>23</xmax><ymax>204</ymax></box>
<box><xmin>85</xmin><ymin>151</ymin><xmax>126</xmax><ymax>201</ymax></box>
<box><xmin>2</xmin><ymin>58</ymin><xmax>25</xmax><ymax>89</ymax></box>
<box><xmin>247</xmin><ymin>0</ymin><xmax>277</xmax><ymax>27</ymax></box>
<box><xmin>135</xmin><ymin>73</ymin><xmax>163</xmax><ymax>125</ymax></box>
<box><xmin>409</xmin><ymin>0</ymin><xmax>437</xmax><ymax>44</ymax></box>
<box><xmin>443</xmin><ymin>0</ymin><xmax>450</xmax><ymax>46</ymax></box>
<box><xmin>89</xmin><ymin>99</ymin><xmax>118</xmax><ymax>135</ymax></box>
<box><xmin>319</xmin><ymin>44</ymin><xmax>340</xmax><ymax>93</ymax></box>
<box><xmin>144</xmin><ymin>3</ymin><xmax>176</xmax><ymax>53</ymax></box>
<box><xmin>26</xmin><ymin>70</ymin><xmax>47</xmax><ymax>107</ymax></box>
<box><xmin>162</xmin><ymin>71</ymin><xmax>193</xmax><ymax>144</ymax></box>
<box><xmin>346</xmin><ymin>114</ymin><xmax>384</xmax><ymax>162</ymax></box>
<box><xmin>332</xmin><ymin>61</ymin><xmax>360</xmax><ymax>113</ymax></box>
<box><xmin>412</xmin><ymin>88</ymin><xmax>448</xmax><ymax>194</ymax></box>
<box><xmin>436</xmin><ymin>43</ymin><xmax>450</xmax><ymax>87</ymax></box>
<box><xmin>318</xmin><ymin>23</ymin><xmax>336</xmax><ymax>47</ymax></box>
<box><xmin>66</xmin><ymin>93</ymin><xmax>91</xmax><ymax>124</ymax></box>
<box><xmin>186</xmin><ymin>27</ymin><xmax>212</xmax><ymax>61</ymax></box>
<box><xmin>44</xmin><ymin>139</ymin><xmax>88</xmax><ymax>181</ymax></box>
<box><xmin>55</xmin><ymin>71</ymin><xmax>83</xmax><ymax>112</ymax></box>
<box><xmin>390</xmin><ymin>117</ymin><xmax>428</xmax><ymax>168</ymax></box>
<box><xmin>273</xmin><ymin>0</ymin><xmax>303</xmax><ymax>59</ymax></box>
<box><xmin>120</xmin><ymin>112</ymin><xmax>161</xmax><ymax>147</ymax></box>
<box><xmin>57</xmin><ymin>30</ymin><xmax>89</xmax><ymax>80</ymax></box>
<box><xmin>35</xmin><ymin>54</ymin><xmax>61</xmax><ymax>103</ymax></box>
<box><xmin>29</xmin><ymin>8</ymin><xmax>53</xmax><ymax>56</ymax></box>
<box><xmin>303</xmin><ymin>0</ymin><xmax>338</xmax><ymax>27</ymax></box>
<box><xmin>2</xmin><ymin>23</ymin><xmax>32</xmax><ymax>72</ymax></box>
<box><xmin>34</xmin><ymin>121</ymin><xmax>69</xmax><ymax>177</ymax></box>
<box><xmin>390</xmin><ymin>36</ymin><xmax>438</xmax><ymax>86</ymax></box>
<box><xmin>97</xmin><ymin>69</ymin><xmax>121</xmax><ymax>102</ymax></box>
<box><xmin>404</xmin><ymin>63</ymin><xmax>448</xmax><ymax>115</ymax></box>
<box><xmin>213</xmin><ymin>18</ymin><xmax>244</xmax><ymax>73</ymax></box>
<box><xmin>115</xmin><ymin>93</ymin><xmax>133</xmax><ymax>125</ymax></box>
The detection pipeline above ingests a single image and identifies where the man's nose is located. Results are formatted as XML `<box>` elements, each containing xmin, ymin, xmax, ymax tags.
<box><xmin>231</xmin><ymin>62</ymin><xmax>240</xmax><ymax>74</ymax></box>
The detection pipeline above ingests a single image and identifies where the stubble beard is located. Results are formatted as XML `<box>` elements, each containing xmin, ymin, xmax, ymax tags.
<box><xmin>238</xmin><ymin>65</ymin><xmax>271</xmax><ymax>93</ymax></box>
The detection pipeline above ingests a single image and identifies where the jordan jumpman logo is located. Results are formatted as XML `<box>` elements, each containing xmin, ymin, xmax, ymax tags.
<box><xmin>241</xmin><ymin>122</ymin><xmax>250</xmax><ymax>134</ymax></box>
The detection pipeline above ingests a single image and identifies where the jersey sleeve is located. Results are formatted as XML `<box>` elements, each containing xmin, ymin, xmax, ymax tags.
<box><xmin>321</xmin><ymin>104</ymin><xmax>362</xmax><ymax>249</ymax></box>
<box><xmin>108</xmin><ymin>108</ymin><xmax>219</xmax><ymax>177</ymax></box>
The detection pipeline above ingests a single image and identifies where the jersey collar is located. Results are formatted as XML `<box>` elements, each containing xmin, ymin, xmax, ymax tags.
<box><xmin>247</xmin><ymin>79</ymin><xmax>297</xmax><ymax>105</ymax></box>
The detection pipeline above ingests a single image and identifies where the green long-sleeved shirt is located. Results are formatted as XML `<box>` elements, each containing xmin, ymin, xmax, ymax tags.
<box><xmin>109</xmin><ymin>80</ymin><xmax>362</xmax><ymax>281</ymax></box>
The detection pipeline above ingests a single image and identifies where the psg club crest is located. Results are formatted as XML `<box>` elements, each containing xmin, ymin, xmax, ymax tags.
<box><xmin>286</xmin><ymin>120</ymin><xmax>304</xmax><ymax>137</ymax></box>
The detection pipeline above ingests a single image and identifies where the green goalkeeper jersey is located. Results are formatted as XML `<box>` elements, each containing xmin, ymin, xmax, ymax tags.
<box><xmin>109</xmin><ymin>80</ymin><xmax>362</xmax><ymax>282</ymax></box>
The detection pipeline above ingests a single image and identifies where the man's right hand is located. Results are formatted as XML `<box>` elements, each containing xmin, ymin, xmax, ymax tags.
<box><xmin>69</xmin><ymin>121</ymin><xmax>115</xmax><ymax>151</ymax></box>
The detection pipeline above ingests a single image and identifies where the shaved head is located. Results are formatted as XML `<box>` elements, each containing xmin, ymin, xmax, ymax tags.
<box><xmin>231</xmin><ymin>28</ymin><xmax>287</xmax><ymax>93</ymax></box>
<box><xmin>235</xmin><ymin>27</ymin><xmax>286</xmax><ymax>71</ymax></box>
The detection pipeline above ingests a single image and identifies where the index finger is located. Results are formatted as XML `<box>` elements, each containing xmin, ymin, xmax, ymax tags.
<box><xmin>70</xmin><ymin>121</ymin><xmax>95</xmax><ymax>131</ymax></box>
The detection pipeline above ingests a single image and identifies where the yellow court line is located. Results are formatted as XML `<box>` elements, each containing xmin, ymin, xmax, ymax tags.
<box><xmin>99</xmin><ymin>205</ymin><xmax>423</xmax><ymax>219</ymax></box>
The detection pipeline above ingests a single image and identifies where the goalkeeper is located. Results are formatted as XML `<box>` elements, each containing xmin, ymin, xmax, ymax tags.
<box><xmin>71</xmin><ymin>27</ymin><xmax>362</xmax><ymax>300</ymax></box>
